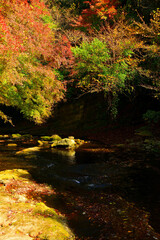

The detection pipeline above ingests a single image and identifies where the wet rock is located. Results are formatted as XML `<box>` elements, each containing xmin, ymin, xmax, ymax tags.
<box><xmin>68</xmin><ymin>136</ymin><xmax>74</xmax><ymax>140</ymax></box>
<box><xmin>16</xmin><ymin>146</ymin><xmax>41</xmax><ymax>155</ymax></box>
<box><xmin>41</xmin><ymin>135</ymin><xmax>53</xmax><ymax>141</ymax></box>
<box><xmin>7</xmin><ymin>143</ymin><xmax>17</xmax><ymax>147</ymax></box>
<box><xmin>51</xmin><ymin>134</ymin><xmax>62</xmax><ymax>141</ymax></box>
<box><xmin>0</xmin><ymin>134</ymin><xmax>9</xmax><ymax>138</ymax></box>
<box><xmin>75</xmin><ymin>139</ymin><xmax>85</xmax><ymax>147</ymax></box>
<box><xmin>38</xmin><ymin>140</ymin><xmax>50</xmax><ymax>148</ymax></box>
<box><xmin>12</xmin><ymin>133</ymin><xmax>22</xmax><ymax>139</ymax></box>
<box><xmin>51</xmin><ymin>138</ymin><xmax>76</xmax><ymax>149</ymax></box>
<box><xmin>41</xmin><ymin>134</ymin><xmax>62</xmax><ymax>141</ymax></box>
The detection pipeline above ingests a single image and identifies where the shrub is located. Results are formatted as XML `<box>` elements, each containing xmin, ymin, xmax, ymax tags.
<box><xmin>131</xmin><ymin>9</ymin><xmax>160</xmax><ymax>95</ymax></box>
<box><xmin>133</xmin><ymin>8</ymin><xmax>160</xmax><ymax>45</ymax></box>
<box><xmin>143</xmin><ymin>110</ymin><xmax>160</xmax><ymax>124</ymax></box>
<box><xmin>71</xmin><ymin>35</ymin><xmax>139</xmax><ymax>93</ymax></box>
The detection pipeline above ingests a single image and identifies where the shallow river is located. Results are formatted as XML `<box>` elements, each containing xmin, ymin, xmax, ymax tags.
<box><xmin>0</xmin><ymin>140</ymin><xmax>160</xmax><ymax>238</ymax></box>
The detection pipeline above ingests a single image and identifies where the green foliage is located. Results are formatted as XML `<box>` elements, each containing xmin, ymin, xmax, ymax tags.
<box><xmin>0</xmin><ymin>52</ymin><xmax>65</xmax><ymax>124</ymax></box>
<box><xmin>41</xmin><ymin>15</ymin><xmax>58</xmax><ymax>30</ymax></box>
<box><xmin>72</xmin><ymin>38</ymin><xmax>136</xmax><ymax>93</ymax></box>
<box><xmin>143</xmin><ymin>110</ymin><xmax>160</xmax><ymax>124</ymax></box>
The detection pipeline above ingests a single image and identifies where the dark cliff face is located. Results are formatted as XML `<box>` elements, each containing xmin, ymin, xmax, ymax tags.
<box><xmin>0</xmin><ymin>93</ymin><xmax>108</xmax><ymax>136</ymax></box>
<box><xmin>47</xmin><ymin>93</ymin><xmax>108</xmax><ymax>135</ymax></box>
<box><xmin>0</xmin><ymin>90</ymin><xmax>160</xmax><ymax>138</ymax></box>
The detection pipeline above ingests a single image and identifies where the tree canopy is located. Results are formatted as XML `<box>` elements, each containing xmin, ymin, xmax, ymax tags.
<box><xmin>0</xmin><ymin>0</ymin><xmax>65</xmax><ymax>124</ymax></box>
<box><xmin>0</xmin><ymin>0</ymin><xmax>159</xmax><ymax>123</ymax></box>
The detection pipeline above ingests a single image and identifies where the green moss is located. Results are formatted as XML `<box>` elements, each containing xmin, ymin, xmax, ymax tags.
<box><xmin>41</xmin><ymin>136</ymin><xmax>53</xmax><ymax>141</ymax></box>
<box><xmin>51</xmin><ymin>134</ymin><xmax>62</xmax><ymax>141</ymax></box>
<box><xmin>0</xmin><ymin>169</ymin><xmax>75</xmax><ymax>240</ymax></box>
<box><xmin>12</xmin><ymin>133</ymin><xmax>22</xmax><ymax>139</ymax></box>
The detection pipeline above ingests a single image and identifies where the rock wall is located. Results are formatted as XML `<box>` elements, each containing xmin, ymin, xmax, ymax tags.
<box><xmin>46</xmin><ymin>93</ymin><xmax>108</xmax><ymax>135</ymax></box>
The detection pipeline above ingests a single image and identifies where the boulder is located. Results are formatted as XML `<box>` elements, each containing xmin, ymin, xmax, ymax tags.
<box><xmin>12</xmin><ymin>133</ymin><xmax>22</xmax><ymax>139</ymax></box>
<box><xmin>40</xmin><ymin>134</ymin><xmax>62</xmax><ymax>141</ymax></box>
<box><xmin>51</xmin><ymin>134</ymin><xmax>62</xmax><ymax>141</ymax></box>
<box><xmin>51</xmin><ymin>138</ymin><xmax>76</xmax><ymax>149</ymax></box>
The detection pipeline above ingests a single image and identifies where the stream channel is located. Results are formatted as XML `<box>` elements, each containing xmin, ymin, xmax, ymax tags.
<box><xmin>0</xmin><ymin>138</ymin><xmax>160</xmax><ymax>239</ymax></box>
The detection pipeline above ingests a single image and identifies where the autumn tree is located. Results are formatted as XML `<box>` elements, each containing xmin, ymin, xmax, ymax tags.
<box><xmin>72</xmin><ymin>0</ymin><xmax>119</xmax><ymax>30</ymax></box>
<box><xmin>0</xmin><ymin>0</ymin><xmax>67</xmax><ymax>124</ymax></box>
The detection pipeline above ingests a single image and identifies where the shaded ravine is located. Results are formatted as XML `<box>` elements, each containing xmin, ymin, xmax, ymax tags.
<box><xmin>0</xmin><ymin>139</ymin><xmax>160</xmax><ymax>239</ymax></box>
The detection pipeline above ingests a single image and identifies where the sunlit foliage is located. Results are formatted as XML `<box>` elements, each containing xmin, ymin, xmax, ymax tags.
<box><xmin>0</xmin><ymin>0</ymin><xmax>66</xmax><ymax>124</ymax></box>
<box><xmin>71</xmin><ymin>19</ymin><xmax>143</xmax><ymax>94</ymax></box>
<box><xmin>72</xmin><ymin>0</ymin><xmax>119</xmax><ymax>30</ymax></box>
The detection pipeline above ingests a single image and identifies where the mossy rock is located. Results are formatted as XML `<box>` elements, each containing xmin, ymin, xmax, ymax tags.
<box><xmin>12</xmin><ymin>133</ymin><xmax>22</xmax><ymax>139</ymax></box>
<box><xmin>51</xmin><ymin>134</ymin><xmax>62</xmax><ymax>141</ymax></box>
<box><xmin>40</xmin><ymin>135</ymin><xmax>53</xmax><ymax>141</ymax></box>
<box><xmin>40</xmin><ymin>135</ymin><xmax>62</xmax><ymax>141</ymax></box>
<box><xmin>51</xmin><ymin>138</ymin><xmax>76</xmax><ymax>149</ymax></box>
<box><xmin>0</xmin><ymin>169</ymin><xmax>75</xmax><ymax>240</ymax></box>
<box><xmin>16</xmin><ymin>146</ymin><xmax>40</xmax><ymax>155</ymax></box>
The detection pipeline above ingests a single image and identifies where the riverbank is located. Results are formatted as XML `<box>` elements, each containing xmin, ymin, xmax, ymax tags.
<box><xmin>0</xmin><ymin>169</ymin><xmax>75</xmax><ymax>240</ymax></box>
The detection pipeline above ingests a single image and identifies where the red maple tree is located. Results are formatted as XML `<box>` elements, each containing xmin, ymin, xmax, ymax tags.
<box><xmin>72</xmin><ymin>0</ymin><xmax>119</xmax><ymax>29</ymax></box>
<box><xmin>0</xmin><ymin>0</ymin><xmax>72</xmax><ymax>124</ymax></box>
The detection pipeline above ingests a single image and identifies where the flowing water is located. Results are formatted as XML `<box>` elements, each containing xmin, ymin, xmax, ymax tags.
<box><xmin>0</xmin><ymin>139</ymin><xmax>160</xmax><ymax>238</ymax></box>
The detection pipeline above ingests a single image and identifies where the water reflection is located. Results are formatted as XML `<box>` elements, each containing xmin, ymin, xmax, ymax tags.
<box><xmin>51</xmin><ymin>148</ymin><xmax>76</xmax><ymax>165</ymax></box>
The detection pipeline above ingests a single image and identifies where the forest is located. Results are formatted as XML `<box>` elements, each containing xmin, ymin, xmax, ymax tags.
<box><xmin>0</xmin><ymin>1</ymin><xmax>160</xmax><ymax>240</ymax></box>
<box><xmin>0</xmin><ymin>0</ymin><xmax>159</xmax><ymax>125</ymax></box>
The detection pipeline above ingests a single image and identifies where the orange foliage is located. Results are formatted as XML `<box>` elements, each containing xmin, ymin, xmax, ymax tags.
<box><xmin>0</xmin><ymin>0</ymin><xmax>72</xmax><ymax>123</ymax></box>
<box><xmin>0</xmin><ymin>0</ymin><xmax>54</xmax><ymax>60</ymax></box>
<box><xmin>72</xmin><ymin>0</ymin><xmax>119</xmax><ymax>29</ymax></box>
